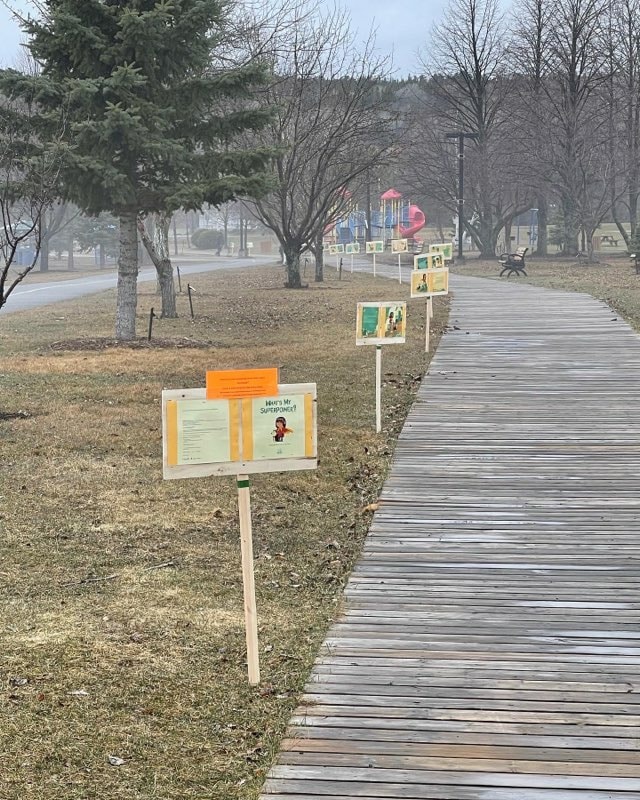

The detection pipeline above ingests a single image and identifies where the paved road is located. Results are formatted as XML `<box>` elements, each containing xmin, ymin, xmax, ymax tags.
<box><xmin>3</xmin><ymin>257</ymin><xmax>275</xmax><ymax>314</ymax></box>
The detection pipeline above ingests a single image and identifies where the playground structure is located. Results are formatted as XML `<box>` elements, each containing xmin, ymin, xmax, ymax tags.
<box><xmin>327</xmin><ymin>188</ymin><xmax>426</xmax><ymax>250</ymax></box>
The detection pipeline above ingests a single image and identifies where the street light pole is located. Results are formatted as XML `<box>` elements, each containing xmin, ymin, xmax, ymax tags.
<box><xmin>446</xmin><ymin>131</ymin><xmax>477</xmax><ymax>261</ymax></box>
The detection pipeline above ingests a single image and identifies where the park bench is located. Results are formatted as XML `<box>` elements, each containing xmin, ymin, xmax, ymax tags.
<box><xmin>601</xmin><ymin>235</ymin><xmax>620</xmax><ymax>246</ymax></box>
<box><xmin>499</xmin><ymin>246</ymin><xmax>528</xmax><ymax>277</ymax></box>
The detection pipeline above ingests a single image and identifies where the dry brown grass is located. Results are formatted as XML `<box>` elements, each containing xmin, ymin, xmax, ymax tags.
<box><xmin>453</xmin><ymin>255</ymin><xmax>640</xmax><ymax>330</ymax></box>
<box><xmin>0</xmin><ymin>264</ymin><xmax>448</xmax><ymax>800</ymax></box>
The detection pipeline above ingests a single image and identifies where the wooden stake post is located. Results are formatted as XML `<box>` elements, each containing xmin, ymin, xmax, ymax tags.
<box><xmin>375</xmin><ymin>345</ymin><xmax>382</xmax><ymax>433</ymax></box>
<box><xmin>237</xmin><ymin>474</ymin><xmax>260</xmax><ymax>685</ymax></box>
<box><xmin>425</xmin><ymin>297</ymin><xmax>433</xmax><ymax>353</ymax></box>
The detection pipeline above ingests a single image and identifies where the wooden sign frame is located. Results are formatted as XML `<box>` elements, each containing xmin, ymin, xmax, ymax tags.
<box><xmin>410</xmin><ymin>267</ymin><xmax>449</xmax><ymax>298</ymax></box>
<box><xmin>356</xmin><ymin>302</ymin><xmax>407</xmax><ymax>345</ymax></box>
<box><xmin>162</xmin><ymin>384</ymin><xmax>318</xmax><ymax>479</ymax></box>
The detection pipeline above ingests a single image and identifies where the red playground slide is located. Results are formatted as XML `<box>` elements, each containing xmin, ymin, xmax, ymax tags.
<box><xmin>399</xmin><ymin>205</ymin><xmax>426</xmax><ymax>238</ymax></box>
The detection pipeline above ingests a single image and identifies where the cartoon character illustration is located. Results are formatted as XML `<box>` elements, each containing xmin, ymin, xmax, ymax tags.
<box><xmin>273</xmin><ymin>416</ymin><xmax>293</xmax><ymax>442</ymax></box>
<box><xmin>417</xmin><ymin>273</ymin><xmax>429</xmax><ymax>292</ymax></box>
<box><xmin>384</xmin><ymin>307</ymin><xmax>403</xmax><ymax>336</ymax></box>
<box><xmin>385</xmin><ymin>311</ymin><xmax>397</xmax><ymax>334</ymax></box>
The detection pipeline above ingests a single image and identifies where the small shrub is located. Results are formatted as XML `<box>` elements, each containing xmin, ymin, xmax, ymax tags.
<box><xmin>190</xmin><ymin>228</ymin><xmax>206</xmax><ymax>247</ymax></box>
<box><xmin>192</xmin><ymin>229</ymin><xmax>224</xmax><ymax>250</ymax></box>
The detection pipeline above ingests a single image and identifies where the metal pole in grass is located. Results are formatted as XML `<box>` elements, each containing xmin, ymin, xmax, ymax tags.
<box><xmin>237</xmin><ymin>474</ymin><xmax>260</xmax><ymax>685</ymax></box>
<box><xmin>446</xmin><ymin>131</ymin><xmax>477</xmax><ymax>261</ymax></box>
<box><xmin>148</xmin><ymin>307</ymin><xmax>157</xmax><ymax>342</ymax></box>
<box><xmin>176</xmin><ymin>266</ymin><xmax>182</xmax><ymax>293</ymax></box>
<box><xmin>398</xmin><ymin>253</ymin><xmax>402</xmax><ymax>283</ymax></box>
<box><xmin>187</xmin><ymin>284</ymin><xmax>195</xmax><ymax>319</ymax></box>
<box><xmin>375</xmin><ymin>345</ymin><xmax>382</xmax><ymax>433</ymax></box>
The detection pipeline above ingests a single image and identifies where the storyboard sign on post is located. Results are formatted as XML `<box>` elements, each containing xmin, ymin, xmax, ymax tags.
<box><xmin>366</xmin><ymin>240</ymin><xmax>384</xmax><ymax>254</ymax></box>
<box><xmin>356</xmin><ymin>302</ymin><xmax>407</xmax><ymax>345</ymax></box>
<box><xmin>414</xmin><ymin>253</ymin><xmax>444</xmax><ymax>270</ymax></box>
<box><xmin>329</xmin><ymin>244</ymin><xmax>345</xmax><ymax>255</ymax></box>
<box><xmin>345</xmin><ymin>242</ymin><xmax>360</xmax><ymax>255</ymax></box>
<box><xmin>162</xmin><ymin>383</ymin><xmax>317</xmax><ymax>479</ymax></box>
<box><xmin>391</xmin><ymin>239</ymin><xmax>408</xmax><ymax>254</ymax></box>
<box><xmin>430</xmin><ymin>242</ymin><xmax>454</xmax><ymax>261</ymax></box>
<box><xmin>410</xmin><ymin>267</ymin><xmax>449</xmax><ymax>298</ymax></box>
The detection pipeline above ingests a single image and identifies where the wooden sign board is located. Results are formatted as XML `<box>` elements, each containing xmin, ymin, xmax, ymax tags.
<box><xmin>356</xmin><ymin>302</ymin><xmax>407</xmax><ymax>345</ymax></box>
<box><xmin>329</xmin><ymin>244</ymin><xmax>345</xmax><ymax>255</ymax></box>
<box><xmin>206</xmin><ymin>368</ymin><xmax>278</xmax><ymax>400</ymax></box>
<box><xmin>415</xmin><ymin>253</ymin><xmax>443</xmax><ymax>270</ymax></box>
<box><xmin>410</xmin><ymin>267</ymin><xmax>449</xmax><ymax>298</ymax></box>
<box><xmin>345</xmin><ymin>242</ymin><xmax>360</xmax><ymax>255</ymax></box>
<box><xmin>430</xmin><ymin>242</ymin><xmax>454</xmax><ymax>261</ymax></box>
<box><xmin>366</xmin><ymin>240</ymin><xmax>384</xmax><ymax>254</ymax></box>
<box><xmin>391</xmin><ymin>239</ymin><xmax>408</xmax><ymax>254</ymax></box>
<box><xmin>163</xmin><ymin>384</ymin><xmax>317</xmax><ymax>479</ymax></box>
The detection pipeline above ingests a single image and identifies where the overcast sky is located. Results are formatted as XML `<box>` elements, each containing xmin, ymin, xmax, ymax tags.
<box><xmin>0</xmin><ymin>0</ymin><xmax>441</xmax><ymax>74</ymax></box>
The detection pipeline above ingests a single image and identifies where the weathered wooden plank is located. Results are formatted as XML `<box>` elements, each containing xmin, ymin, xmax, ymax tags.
<box><xmin>264</xmin><ymin>788</ymin><xmax>634</xmax><ymax>800</ymax></box>
<box><xmin>278</xmin><ymin>750</ymin><xmax>640</xmax><ymax>778</ymax></box>
<box><xmin>288</xmin><ymin>714</ymin><xmax>640</xmax><ymax>742</ymax></box>
<box><xmin>286</xmin><ymin>727</ymin><xmax>640</xmax><ymax>753</ymax></box>
<box><xmin>268</xmin><ymin>765</ymin><xmax>640</xmax><ymax>791</ymax></box>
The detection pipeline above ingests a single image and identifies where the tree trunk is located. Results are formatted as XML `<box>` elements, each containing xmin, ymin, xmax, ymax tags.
<box><xmin>503</xmin><ymin>219</ymin><xmax>512</xmax><ymax>253</ymax></box>
<box><xmin>477</xmin><ymin>215</ymin><xmax>496</xmax><ymax>258</ymax></box>
<box><xmin>630</xmin><ymin>187</ymin><xmax>638</xmax><ymax>240</ymax></box>
<box><xmin>39</xmin><ymin>234</ymin><xmax>49</xmax><ymax>272</ymax></box>
<box><xmin>116</xmin><ymin>210</ymin><xmax>139</xmax><ymax>341</ymax></box>
<box><xmin>138</xmin><ymin>213</ymin><xmax>177</xmax><ymax>318</ymax></box>
<box><xmin>67</xmin><ymin>232</ymin><xmax>74</xmax><ymax>270</ymax></box>
<box><xmin>561</xmin><ymin>196</ymin><xmax>579</xmax><ymax>256</ymax></box>
<box><xmin>284</xmin><ymin>245</ymin><xmax>302</xmax><ymax>288</ymax></box>
<box><xmin>586</xmin><ymin>227</ymin><xmax>597</xmax><ymax>262</ymax></box>
<box><xmin>314</xmin><ymin>232</ymin><xmax>324</xmax><ymax>282</ymax></box>
<box><xmin>535</xmin><ymin>196</ymin><xmax>548</xmax><ymax>256</ymax></box>
<box><xmin>172</xmin><ymin>215</ymin><xmax>179</xmax><ymax>256</ymax></box>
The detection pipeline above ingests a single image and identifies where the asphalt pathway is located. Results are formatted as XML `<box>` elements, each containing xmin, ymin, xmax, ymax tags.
<box><xmin>3</xmin><ymin>256</ymin><xmax>274</xmax><ymax>314</ymax></box>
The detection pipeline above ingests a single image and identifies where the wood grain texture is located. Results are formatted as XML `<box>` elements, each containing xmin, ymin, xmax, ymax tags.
<box><xmin>260</xmin><ymin>274</ymin><xmax>640</xmax><ymax>799</ymax></box>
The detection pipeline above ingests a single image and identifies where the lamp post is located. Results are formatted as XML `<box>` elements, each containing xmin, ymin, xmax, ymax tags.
<box><xmin>530</xmin><ymin>208</ymin><xmax>538</xmax><ymax>249</ymax></box>
<box><xmin>446</xmin><ymin>131</ymin><xmax>477</xmax><ymax>260</ymax></box>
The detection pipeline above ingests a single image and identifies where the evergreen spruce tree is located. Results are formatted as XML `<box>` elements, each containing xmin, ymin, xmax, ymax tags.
<box><xmin>0</xmin><ymin>0</ymin><xmax>272</xmax><ymax>338</ymax></box>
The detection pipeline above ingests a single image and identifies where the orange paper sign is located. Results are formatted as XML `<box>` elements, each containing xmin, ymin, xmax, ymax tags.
<box><xmin>206</xmin><ymin>368</ymin><xmax>279</xmax><ymax>400</ymax></box>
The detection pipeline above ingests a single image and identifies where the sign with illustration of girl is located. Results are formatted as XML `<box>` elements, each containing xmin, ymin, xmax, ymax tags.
<box><xmin>410</xmin><ymin>267</ymin><xmax>449</xmax><ymax>298</ymax></box>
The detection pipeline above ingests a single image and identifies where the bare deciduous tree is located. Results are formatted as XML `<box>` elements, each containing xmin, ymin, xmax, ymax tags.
<box><xmin>609</xmin><ymin>0</ymin><xmax>640</xmax><ymax>245</ymax></box>
<box><xmin>0</xmin><ymin>95</ymin><xmax>63</xmax><ymax>312</ymax></box>
<box><xmin>246</xmin><ymin>5</ymin><xmax>397</xmax><ymax>286</ymax></box>
<box><xmin>415</xmin><ymin>0</ymin><xmax>533</xmax><ymax>257</ymax></box>
<box><xmin>541</xmin><ymin>0</ymin><xmax>610</xmax><ymax>255</ymax></box>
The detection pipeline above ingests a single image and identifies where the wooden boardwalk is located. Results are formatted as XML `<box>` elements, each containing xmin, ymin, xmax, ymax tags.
<box><xmin>261</xmin><ymin>275</ymin><xmax>640</xmax><ymax>799</ymax></box>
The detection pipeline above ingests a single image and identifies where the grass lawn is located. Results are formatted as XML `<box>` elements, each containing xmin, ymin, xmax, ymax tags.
<box><xmin>0</xmin><ymin>263</ymin><xmax>447</xmax><ymax>800</ymax></box>
<box><xmin>453</xmin><ymin>254</ymin><xmax>640</xmax><ymax>331</ymax></box>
